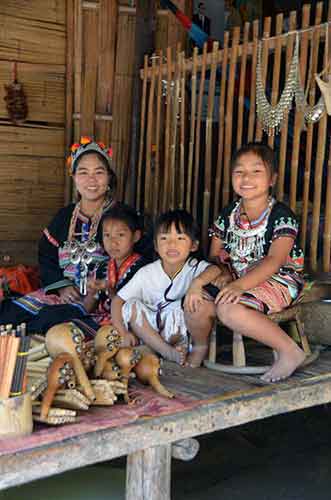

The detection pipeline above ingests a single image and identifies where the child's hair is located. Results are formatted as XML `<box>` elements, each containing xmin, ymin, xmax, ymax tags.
<box><xmin>101</xmin><ymin>203</ymin><xmax>144</xmax><ymax>233</ymax></box>
<box><xmin>154</xmin><ymin>209</ymin><xmax>200</xmax><ymax>241</ymax></box>
<box><xmin>231</xmin><ymin>142</ymin><xmax>278</xmax><ymax>176</ymax></box>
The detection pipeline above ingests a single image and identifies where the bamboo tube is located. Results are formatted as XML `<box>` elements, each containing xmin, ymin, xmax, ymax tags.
<box><xmin>144</xmin><ymin>55</ymin><xmax>156</xmax><ymax>214</ymax></box>
<box><xmin>323</xmin><ymin>141</ymin><xmax>331</xmax><ymax>271</ymax></box>
<box><xmin>192</xmin><ymin>43</ymin><xmax>208</xmax><ymax>219</ymax></box>
<box><xmin>169</xmin><ymin>48</ymin><xmax>181</xmax><ymax>209</ymax></box>
<box><xmin>153</xmin><ymin>50</ymin><xmax>163</xmax><ymax>215</ymax></box>
<box><xmin>255</xmin><ymin>17</ymin><xmax>271</xmax><ymax>141</ymax></box>
<box><xmin>136</xmin><ymin>55</ymin><xmax>148</xmax><ymax>210</ymax></box>
<box><xmin>222</xmin><ymin>27</ymin><xmax>240</xmax><ymax>207</ymax></box>
<box><xmin>179</xmin><ymin>50</ymin><xmax>186</xmax><ymax>210</ymax></box>
<box><xmin>289</xmin><ymin>8</ymin><xmax>310</xmax><ymax>211</ymax></box>
<box><xmin>236</xmin><ymin>22</ymin><xmax>250</xmax><ymax>149</ymax></box>
<box><xmin>301</xmin><ymin>4</ymin><xmax>322</xmax><ymax>251</ymax></box>
<box><xmin>247</xmin><ymin>20</ymin><xmax>259</xmax><ymax>143</ymax></box>
<box><xmin>310</xmin><ymin>10</ymin><xmax>328</xmax><ymax>271</ymax></box>
<box><xmin>214</xmin><ymin>32</ymin><xmax>229</xmax><ymax>219</ymax></box>
<box><xmin>0</xmin><ymin>336</ymin><xmax>20</xmax><ymax>399</ymax></box>
<box><xmin>64</xmin><ymin>0</ymin><xmax>75</xmax><ymax>204</ymax></box>
<box><xmin>268</xmin><ymin>13</ymin><xmax>283</xmax><ymax>150</ymax></box>
<box><xmin>73</xmin><ymin>0</ymin><xmax>83</xmax><ymax>141</ymax></box>
<box><xmin>162</xmin><ymin>47</ymin><xmax>173</xmax><ymax>210</ymax></box>
<box><xmin>186</xmin><ymin>47</ymin><xmax>198</xmax><ymax>212</ymax></box>
<box><xmin>277</xmin><ymin>12</ymin><xmax>297</xmax><ymax>201</ymax></box>
<box><xmin>202</xmin><ymin>41</ymin><xmax>219</xmax><ymax>252</ymax></box>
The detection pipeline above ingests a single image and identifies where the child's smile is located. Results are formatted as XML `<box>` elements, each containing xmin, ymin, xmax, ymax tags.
<box><xmin>102</xmin><ymin>219</ymin><xmax>140</xmax><ymax>267</ymax></box>
<box><xmin>232</xmin><ymin>151</ymin><xmax>276</xmax><ymax>203</ymax></box>
<box><xmin>155</xmin><ymin>223</ymin><xmax>198</xmax><ymax>276</ymax></box>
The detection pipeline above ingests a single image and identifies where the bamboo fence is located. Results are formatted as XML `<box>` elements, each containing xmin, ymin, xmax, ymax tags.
<box><xmin>138</xmin><ymin>1</ymin><xmax>331</xmax><ymax>272</ymax></box>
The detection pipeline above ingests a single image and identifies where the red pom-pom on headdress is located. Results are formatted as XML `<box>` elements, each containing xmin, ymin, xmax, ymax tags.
<box><xmin>67</xmin><ymin>137</ymin><xmax>113</xmax><ymax>176</ymax></box>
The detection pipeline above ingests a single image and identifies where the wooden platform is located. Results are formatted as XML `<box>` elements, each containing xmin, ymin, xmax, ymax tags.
<box><xmin>1</xmin><ymin>348</ymin><xmax>331</xmax><ymax>499</ymax></box>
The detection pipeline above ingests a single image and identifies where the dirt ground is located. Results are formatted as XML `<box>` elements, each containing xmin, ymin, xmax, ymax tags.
<box><xmin>2</xmin><ymin>404</ymin><xmax>331</xmax><ymax>500</ymax></box>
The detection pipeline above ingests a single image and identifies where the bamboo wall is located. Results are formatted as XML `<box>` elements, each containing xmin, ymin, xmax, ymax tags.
<box><xmin>68</xmin><ymin>0</ymin><xmax>192</xmax><ymax>202</ymax></box>
<box><xmin>0</xmin><ymin>1</ymin><xmax>66</xmax><ymax>265</ymax></box>
<box><xmin>138</xmin><ymin>1</ymin><xmax>331</xmax><ymax>271</ymax></box>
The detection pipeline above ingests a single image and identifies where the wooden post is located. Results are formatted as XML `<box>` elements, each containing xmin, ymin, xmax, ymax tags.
<box><xmin>126</xmin><ymin>444</ymin><xmax>171</xmax><ymax>500</ymax></box>
<box><xmin>128</xmin><ymin>1</ymin><xmax>156</xmax><ymax>206</ymax></box>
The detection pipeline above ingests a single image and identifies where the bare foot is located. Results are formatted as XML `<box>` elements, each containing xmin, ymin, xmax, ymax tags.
<box><xmin>260</xmin><ymin>345</ymin><xmax>306</xmax><ymax>383</ymax></box>
<box><xmin>161</xmin><ymin>343</ymin><xmax>187</xmax><ymax>365</ymax></box>
<box><xmin>185</xmin><ymin>344</ymin><xmax>209</xmax><ymax>368</ymax></box>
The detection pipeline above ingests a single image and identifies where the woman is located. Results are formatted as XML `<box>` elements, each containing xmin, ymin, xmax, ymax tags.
<box><xmin>0</xmin><ymin>137</ymin><xmax>117</xmax><ymax>335</ymax></box>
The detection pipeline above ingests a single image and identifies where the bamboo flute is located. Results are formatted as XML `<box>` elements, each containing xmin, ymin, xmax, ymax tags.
<box><xmin>236</xmin><ymin>22</ymin><xmax>250</xmax><ymax>149</ymax></box>
<box><xmin>222</xmin><ymin>26</ymin><xmax>240</xmax><ymax>207</ymax></box>
<box><xmin>11</xmin><ymin>336</ymin><xmax>31</xmax><ymax>396</ymax></box>
<box><xmin>255</xmin><ymin>17</ymin><xmax>271</xmax><ymax>142</ymax></box>
<box><xmin>268</xmin><ymin>13</ymin><xmax>283</xmax><ymax>150</ymax></box>
<box><xmin>247</xmin><ymin>21</ymin><xmax>259</xmax><ymax>143</ymax></box>
<box><xmin>277</xmin><ymin>12</ymin><xmax>297</xmax><ymax>201</ymax></box>
<box><xmin>192</xmin><ymin>43</ymin><xmax>208</xmax><ymax>219</ymax></box>
<box><xmin>289</xmin><ymin>8</ymin><xmax>310</xmax><ymax>211</ymax></box>
<box><xmin>162</xmin><ymin>47</ymin><xmax>173</xmax><ymax>210</ymax></box>
<box><xmin>136</xmin><ymin>55</ymin><xmax>148</xmax><ymax>210</ymax></box>
<box><xmin>214</xmin><ymin>32</ymin><xmax>229</xmax><ymax>219</ymax></box>
<box><xmin>144</xmin><ymin>54</ymin><xmax>156</xmax><ymax>215</ymax></box>
<box><xmin>0</xmin><ymin>334</ymin><xmax>20</xmax><ymax>399</ymax></box>
<box><xmin>179</xmin><ymin>50</ymin><xmax>186</xmax><ymax>210</ymax></box>
<box><xmin>153</xmin><ymin>50</ymin><xmax>163</xmax><ymax>215</ymax></box>
<box><xmin>202</xmin><ymin>41</ymin><xmax>218</xmax><ymax>252</ymax></box>
<box><xmin>186</xmin><ymin>47</ymin><xmax>198</xmax><ymax>211</ymax></box>
<box><xmin>169</xmin><ymin>47</ymin><xmax>181</xmax><ymax>209</ymax></box>
<box><xmin>301</xmin><ymin>4</ymin><xmax>322</xmax><ymax>250</ymax></box>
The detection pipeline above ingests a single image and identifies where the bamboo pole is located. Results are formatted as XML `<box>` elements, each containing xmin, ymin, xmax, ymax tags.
<box><xmin>247</xmin><ymin>20</ymin><xmax>259</xmax><ymax>143</ymax></box>
<box><xmin>214</xmin><ymin>32</ymin><xmax>229</xmax><ymax>218</ymax></box>
<box><xmin>202</xmin><ymin>41</ymin><xmax>219</xmax><ymax>252</ymax></box>
<box><xmin>301</xmin><ymin>4</ymin><xmax>322</xmax><ymax>251</ymax></box>
<box><xmin>169</xmin><ymin>48</ymin><xmax>181</xmax><ymax>209</ymax></box>
<box><xmin>222</xmin><ymin>27</ymin><xmax>240</xmax><ymax>206</ymax></box>
<box><xmin>277</xmin><ymin>12</ymin><xmax>297</xmax><ymax>201</ymax></box>
<box><xmin>186</xmin><ymin>47</ymin><xmax>198</xmax><ymax>212</ymax></box>
<box><xmin>179</xmin><ymin>51</ymin><xmax>186</xmax><ymax>210</ymax></box>
<box><xmin>268</xmin><ymin>13</ymin><xmax>283</xmax><ymax>150</ymax></box>
<box><xmin>289</xmin><ymin>8</ymin><xmax>310</xmax><ymax>211</ymax></box>
<box><xmin>192</xmin><ymin>43</ymin><xmax>207</xmax><ymax>219</ymax></box>
<box><xmin>64</xmin><ymin>0</ymin><xmax>74</xmax><ymax>204</ymax></box>
<box><xmin>310</xmin><ymin>4</ymin><xmax>328</xmax><ymax>271</ymax></box>
<box><xmin>73</xmin><ymin>0</ymin><xmax>83</xmax><ymax>141</ymax></box>
<box><xmin>255</xmin><ymin>17</ymin><xmax>271</xmax><ymax>141</ymax></box>
<box><xmin>136</xmin><ymin>55</ymin><xmax>148</xmax><ymax>210</ymax></box>
<box><xmin>323</xmin><ymin>141</ymin><xmax>331</xmax><ymax>271</ymax></box>
<box><xmin>162</xmin><ymin>47</ymin><xmax>173</xmax><ymax>210</ymax></box>
<box><xmin>236</xmin><ymin>22</ymin><xmax>250</xmax><ymax>149</ymax></box>
<box><xmin>144</xmin><ymin>55</ymin><xmax>156</xmax><ymax>214</ymax></box>
<box><xmin>153</xmin><ymin>50</ymin><xmax>163</xmax><ymax>215</ymax></box>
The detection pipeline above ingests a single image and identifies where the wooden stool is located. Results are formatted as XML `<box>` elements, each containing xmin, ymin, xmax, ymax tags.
<box><xmin>204</xmin><ymin>303</ymin><xmax>319</xmax><ymax>374</ymax></box>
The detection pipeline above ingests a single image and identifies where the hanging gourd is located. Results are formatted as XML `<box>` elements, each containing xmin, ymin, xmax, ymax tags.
<box><xmin>4</xmin><ymin>62</ymin><xmax>28</xmax><ymax>125</ymax></box>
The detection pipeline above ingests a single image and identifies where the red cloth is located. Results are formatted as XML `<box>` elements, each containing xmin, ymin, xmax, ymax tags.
<box><xmin>0</xmin><ymin>265</ymin><xmax>40</xmax><ymax>296</ymax></box>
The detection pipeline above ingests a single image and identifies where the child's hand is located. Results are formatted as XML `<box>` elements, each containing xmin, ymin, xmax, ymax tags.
<box><xmin>119</xmin><ymin>329</ymin><xmax>139</xmax><ymax>347</ymax></box>
<box><xmin>215</xmin><ymin>281</ymin><xmax>245</xmax><ymax>305</ymax></box>
<box><xmin>184</xmin><ymin>284</ymin><xmax>204</xmax><ymax>313</ymax></box>
<box><xmin>86</xmin><ymin>278</ymin><xmax>107</xmax><ymax>296</ymax></box>
<box><xmin>212</xmin><ymin>270</ymin><xmax>233</xmax><ymax>290</ymax></box>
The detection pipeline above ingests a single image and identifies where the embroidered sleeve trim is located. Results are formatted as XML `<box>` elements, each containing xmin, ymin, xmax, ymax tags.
<box><xmin>43</xmin><ymin>228</ymin><xmax>60</xmax><ymax>248</ymax></box>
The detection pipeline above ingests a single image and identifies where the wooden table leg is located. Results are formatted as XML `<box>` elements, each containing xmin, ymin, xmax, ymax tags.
<box><xmin>126</xmin><ymin>444</ymin><xmax>171</xmax><ymax>500</ymax></box>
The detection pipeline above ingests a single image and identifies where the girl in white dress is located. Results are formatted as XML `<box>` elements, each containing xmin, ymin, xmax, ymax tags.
<box><xmin>111</xmin><ymin>210</ymin><xmax>221</xmax><ymax>365</ymax></box>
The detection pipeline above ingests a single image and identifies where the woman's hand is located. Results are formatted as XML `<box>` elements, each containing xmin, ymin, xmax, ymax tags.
<box><xmin>184</xmin><ymin>283</ymin><xmax>204</xmax><ymax>313</ymax></box>
<box><xmin>215</xmin><ymin>281</ymin><xmax>245</xmax><ymax>305</ymax></box>
<box><xmin>58</xmin><ymin>285</ymin><xmax>82</xmax><ymax>304</ymax></box>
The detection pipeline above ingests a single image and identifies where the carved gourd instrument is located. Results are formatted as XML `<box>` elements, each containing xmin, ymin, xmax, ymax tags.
<box><xmin>45</xmin><ymin>323</ymin><xmax>95</xmax><ymax>401</ymax></box>
<box><xmin>115</xmin><ymin>347</ymin><xmax>142</xmax><ymax>403</ymax></box>
<box><xmin>94</xmin><ymin>325</ymin><xmax>122</xmax><ymax>377</ymax></box>
<box><xmin>134</xmin><ymin>351</ymin><xmax>174</xmax><ymax>399</ymax></box>
<box><xmin>101</xmin><ymin>359</ymin><xmax>122</xmax><ymax>381</ymax></box>
<box><xmin>40</xmin><ymin>353</ymin><xmax>75</xmax><ymax>419</ymax></box>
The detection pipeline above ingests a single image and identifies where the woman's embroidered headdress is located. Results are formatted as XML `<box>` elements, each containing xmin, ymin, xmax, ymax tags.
<box><xmin>66</xmin><ymin>136</ymin><xmax>113</xmax><ymax>175</ymax></box>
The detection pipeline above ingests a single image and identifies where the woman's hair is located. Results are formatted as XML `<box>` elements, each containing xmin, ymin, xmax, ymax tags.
<box><xmin>101</xmin><ymin>203</ymin><xmax>143</xmax><ymax>233</ymax></box>
<box><xmin>231</xmin><ymin>142</ymin><xmax>278</xmax><ymax>176</ymax></box>
<box><xmin>75</xmin><ymin>150</ymin><xmax>117</xmax><ymax>196</ymax></box>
